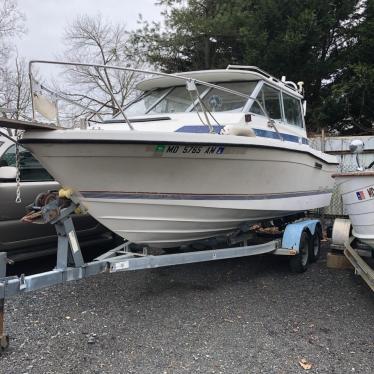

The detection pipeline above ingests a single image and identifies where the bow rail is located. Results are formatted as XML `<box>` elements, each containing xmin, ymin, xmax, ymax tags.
<box><xmin>28</xmin><ymin>60</ymin><xmax>272</xmax><ymax>134</ymax></box>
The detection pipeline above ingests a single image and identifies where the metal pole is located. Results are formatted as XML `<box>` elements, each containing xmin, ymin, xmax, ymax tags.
<box><xmin>186</xmin><ymin>80</ymin><xmax>214</xmax><ymax>133</ymax></box>
<box><xmin>29</xmin><ymin>60</ymin><xmax>256</xmax><ymax>101</ymax></box>
<box><xmin>38</xmin><ymin>83</ymin><xmax>104</xmax><ymax>119</ymax></box>
<box><xmin>197</xmin><ymin>94</ymin><xmax>214</xmax><ymax>133</ymax></box>
<box><xmin>267</xmin><ymin>119</ymin><xmax>283</xmax><ymax>141</ymax></box>
<box><xmin>344</xmin><ymin>238</ymin><xmax>374</xmax><ymax>292</ymax></box>
<box><xmin>95</xmin><ymin>67</ymin><xmax>134</xmax><ymax>131</ymax></box>
<box><xmin>28</xmin><ymin>60</ymin><xmax>277</xmax><ymax>132</ymax></box>
<box><xmin>28</xmin><ymin>61</ymin><xmax>38</xmax><ymax>122</ymax></box>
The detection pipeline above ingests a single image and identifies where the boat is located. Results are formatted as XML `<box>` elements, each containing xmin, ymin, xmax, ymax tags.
<box><xmin>333</xmin><ymin>171</ymin><xmax>374</xmax><ymax>248</ymax></box>
<box><xmin>333</xmin><ymin>140</ymin><xmax>374</xmax><ymax>248</ymax></box>
<box><xmin>15</xmin><ymin>61</ymin><xmax>338</xmax><ymax>248</ymax></box>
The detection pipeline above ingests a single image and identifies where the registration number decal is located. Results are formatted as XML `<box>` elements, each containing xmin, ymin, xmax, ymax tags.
<box><xmin>154</xmin><ymin>144</ymin><xmax>225</xmax><ymax>156</ymax></box>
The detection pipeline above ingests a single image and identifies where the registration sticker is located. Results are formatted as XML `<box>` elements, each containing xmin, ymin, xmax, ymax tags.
<box><xmin>155</xmin><ymin>144</ymin><xmax>166</xmax><ymax>153</ymax></box>
<box><xmin>160</xmin><ymin>145</ymin><xmax>225</xmax><ymax>155</ymax></box>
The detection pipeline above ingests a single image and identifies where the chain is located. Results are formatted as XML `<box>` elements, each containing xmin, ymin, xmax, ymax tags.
<box><xmin>15</xmin><ymin>130</ymin><xmax>23</xmax><ymax>204</ymax></box>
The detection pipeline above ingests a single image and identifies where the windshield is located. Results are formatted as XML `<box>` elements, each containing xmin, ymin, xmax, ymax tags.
<box><xmin>197</xmin><ymin>81</ymin><xmax>257</xmax><ymax>112</ymax></box>
<box><xmin>125</xmin><ymin>81</ymin><xmax>258</xmax><ymax>116</ymax></box>
<box><xmin>148</xmin><ymin>85</ymin><xmax>205</xmax><ymax>114</ymax></box>
<box><xmin>124</xmin><ymin>88</ymin><xmax>170</xmax><ymax>117</ymax></box>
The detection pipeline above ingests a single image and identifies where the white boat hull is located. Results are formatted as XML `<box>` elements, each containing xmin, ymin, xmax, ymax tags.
<box><xmin>22</xmin><ymin>130</ymin><xmax>337</xmax><ymax>247</ymax></box>
<box><xmin>80</xmin><ymin>194</ymin><xmax>331</xmax><ymax>246</ymax></box>
<box><xmin>334</xmin><ymin>172</ymin><xmax>374</xmax><ymax>249</ymax></box>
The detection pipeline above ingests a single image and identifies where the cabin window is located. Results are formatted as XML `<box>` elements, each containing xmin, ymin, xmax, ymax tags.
<box><xmin>124</xmin><ymin>81</ymin><xmax>257</xmax><ymax>115</ymax></box>
<box><xmin>196</xmin><ymin>82</ymin><xmax>257</xmax><ymax>113</ymax></box>
<box><xmin>125</xmin><ymin>88</ymin><xmax>170</xmax><ymax>117</ymax></box>
<box><xmin>148</xmin><ymin>86</ymin><xmax>204</xmax><ymax>114</ymax></box>
<box><xmin>283</xmin><ymin>93</ymin><xmax>303</xmax><ymax>127</ymax></box>
<box><xmin>250</xmin><ymin>85</ymin><xmax>282</xmax><ymax>120</ymax></box>
<box><xmin>0</xmin><ymin>145</ymin><xmax>54</xmax><ymax>182</ymax></box>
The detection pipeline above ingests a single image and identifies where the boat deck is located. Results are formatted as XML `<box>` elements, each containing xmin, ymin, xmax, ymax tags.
<box><xmin>0</xmin><ymin>117</ymin><xmax>61</xmax><ymax>131</ymax></box>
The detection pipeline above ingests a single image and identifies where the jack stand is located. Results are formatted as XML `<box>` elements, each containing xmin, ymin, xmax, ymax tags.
<box><xmin>24</xmin><ymin>193</ymin><xmax>85</xmax><ymax>270</ymax></box>
<box><xmin>0</xmin><ymin>196</ymin><xmax>83</xmax><ymax>351</ymax></box>
<box><xmin>0</xmin><ymin>252</ymin><xmax>9</xmax><ymax>350</ymax></box>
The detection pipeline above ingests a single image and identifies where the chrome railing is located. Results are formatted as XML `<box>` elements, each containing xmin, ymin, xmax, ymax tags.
<box><xmin>29</xmin><ymin>60</ymin><xmax>275</xmax><ymax>135</ymax></box>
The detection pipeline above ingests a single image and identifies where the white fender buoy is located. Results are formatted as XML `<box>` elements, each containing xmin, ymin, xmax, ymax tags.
<box><xmin>220</xmin><ymin>125</ymin><xmax>255</xmax><ymax>137</ymax></box>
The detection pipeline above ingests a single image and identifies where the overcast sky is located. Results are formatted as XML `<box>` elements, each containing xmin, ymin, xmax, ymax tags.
<box><xmin>16</xmin><ymin>0</ymin><xmax>162</xmax><ymax>61</ymax></box>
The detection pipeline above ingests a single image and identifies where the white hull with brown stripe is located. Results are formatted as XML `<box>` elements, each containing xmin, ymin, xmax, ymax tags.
<box><xmin>21</xmin><ymin>130</ymin><xmax>337</xmax><ymax>247</ymax></box>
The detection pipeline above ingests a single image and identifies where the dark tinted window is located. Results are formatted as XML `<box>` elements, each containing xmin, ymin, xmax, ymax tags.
<box><xmin>251</xmin><ymin>85</ymin><xmax>282</xmax><ymax>120</ymax></box>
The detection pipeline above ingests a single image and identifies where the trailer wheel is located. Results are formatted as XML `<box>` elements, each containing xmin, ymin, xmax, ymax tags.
<box><xmin>289</xmin><ymin>231</ymin><xmax>310</xmax><ymax>273</ymax></box>
<box><xmin>309</xmin><ymin>225</ymin><xmax>322</xmax><ymax>263</ymax></box>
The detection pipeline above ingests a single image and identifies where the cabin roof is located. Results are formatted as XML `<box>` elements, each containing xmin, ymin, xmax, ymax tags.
<box><xmin>136</xmin><ymin>68</ymin><xmax>303</xmax><ymax>98</ymax></box>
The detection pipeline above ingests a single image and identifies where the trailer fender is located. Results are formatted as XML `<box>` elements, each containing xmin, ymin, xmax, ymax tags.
<box><xmin>282</xmin><ymin>220</ymin><xmax>320</xmax><ymax>252</ymax></box>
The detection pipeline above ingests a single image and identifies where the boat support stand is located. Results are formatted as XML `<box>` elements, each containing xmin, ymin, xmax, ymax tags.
<box><xmin>0</xmin><ymin>198</ymin><xmax>316</xmax><ymax>350</ymax></box>
<box><xmin>331</xmin><ymin>219</ymin><xmax>374</xmax><ymax>292</ymax></box>
<box><xmin>344</xmin><ymin>238</ymin><xmax>374</xmax><ymax>292</ymax></box>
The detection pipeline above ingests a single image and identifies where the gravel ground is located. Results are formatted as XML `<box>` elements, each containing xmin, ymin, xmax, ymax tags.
<box><xmin>0</xmin><ymin>247</ymin><xmax>373</xmax><ymax>374</ymax></box>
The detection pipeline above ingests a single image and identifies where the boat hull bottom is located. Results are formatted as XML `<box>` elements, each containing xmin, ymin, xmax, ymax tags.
<box><xmin>81</xmin><ymin>194</ymin><xmax>332</xmax><ymax>248</ymax></box>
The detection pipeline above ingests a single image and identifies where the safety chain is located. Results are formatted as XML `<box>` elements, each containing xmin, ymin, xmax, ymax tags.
<box><xmin>15</xmin><ymin>130</ymin><xmax>23</xmax><ymax>204</ymax></box>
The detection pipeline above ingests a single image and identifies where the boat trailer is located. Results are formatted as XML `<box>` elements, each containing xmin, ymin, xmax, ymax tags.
<box><xmin>332</xmin><ymin>219</ymin><xmax>374</xmax><ymax>292</ymax></box>
<box><xmin>0</xmin><ymin>193</ymin><xmax>322</xmax><ymax>350</ymax></box>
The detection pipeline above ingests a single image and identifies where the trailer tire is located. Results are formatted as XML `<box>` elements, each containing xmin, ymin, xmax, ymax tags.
<box><xmin>309</xmin><ymin>225</ymin><xmax>322</xmax><ymax>263</ymax></box>
<box><xmin>289</xmin><ymin>231</ymin><xmax>310</xmax><ymax>273</ymax></box>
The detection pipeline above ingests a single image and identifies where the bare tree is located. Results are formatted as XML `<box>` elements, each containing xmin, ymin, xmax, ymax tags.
<box><xmin>0</xmin><ymin>57</ymin><xmax>31</xmax><ymax>119</ymax></box>
<box><xmin>55</xmin><ymin>14</ymin><xmax>146</xmax><ymax>119</ymax></box>
<box><xmin>0</xmin><ymin>0</ymin><xmax>25</xmax><ymax>64</ymax></box>
<box><xmin>0</xmin><ymin>0</ymin><xmax>29</xmax><ymax>121</ymax></box>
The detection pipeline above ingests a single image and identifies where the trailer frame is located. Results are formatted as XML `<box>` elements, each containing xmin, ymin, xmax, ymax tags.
<box><xmin>0</xmin><ymin>198</ymin><xmax>322</xmax><ymax>350</ymax></box>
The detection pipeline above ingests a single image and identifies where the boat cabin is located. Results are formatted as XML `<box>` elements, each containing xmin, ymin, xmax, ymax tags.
<box><xmin>27</xmin><ymin>61</ymin><xmax>308</xmax><ymax>144</ymax></box>
<box><xmin>122</xmin><ymin>66</ymin><xmax>307</xmax><ymax>143</ymax></box>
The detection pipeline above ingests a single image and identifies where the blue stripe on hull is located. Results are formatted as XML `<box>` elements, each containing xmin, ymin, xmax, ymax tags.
<box><xmin>81</xmin><ymin>190</ymin><xmax>332</xmax><ymax>200</ymax></box>
<box><xmin>175</xmin><ymin>125</ymin><xmax>309</xmax><ymax>145</ymax></box>
<box><xmin>176</xmin><ymin>125</ymin><xmax>224</xmax><ymax>133</ymax></box>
